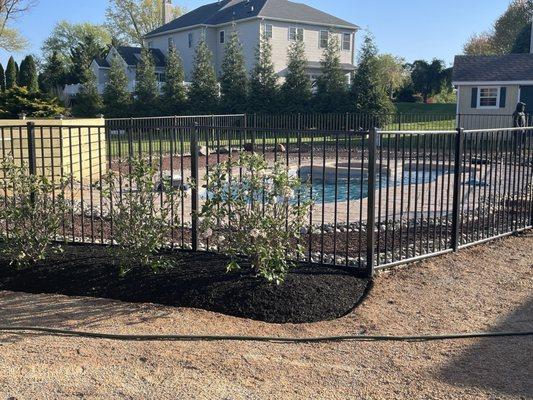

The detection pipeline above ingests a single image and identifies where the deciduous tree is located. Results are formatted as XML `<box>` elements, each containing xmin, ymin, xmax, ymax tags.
<box><xmin>0</xmin><ymin>0</ymin><xmax>37</xmax><ymax>51</ymax></box>
<box><xmin>105</xmin><ymin>0</ymin><xmax>185</xmax><ymax>46</ymax></box>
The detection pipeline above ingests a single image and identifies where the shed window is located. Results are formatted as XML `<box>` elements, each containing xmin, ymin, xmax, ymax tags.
<box><xmin>289</xmin><ymin>27</ymin><xmax>303</xmax><ymax>41</ymax></box>
<box><xmin>478</xmin><ymin>87</ymin><xmax>499</xmax><ymax>108</ymax></box>
<box><xmin>320</xmin><ymin>30</ymin><xmax>329</xmax><ymax>48</ymax></box>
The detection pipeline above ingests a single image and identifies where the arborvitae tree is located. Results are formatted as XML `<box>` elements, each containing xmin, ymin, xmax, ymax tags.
<box><xmin>40</xmin><ymin>51</ymin><xmax>68</xmax><ymax>97</ymax></box>
<box><xmin>314</xmin><ymin>34</ymin><xmax>348</xmax><ymax>113</ymax></box>
<box><xmin>220</xmin><ymin>29</ymin><xmax>248</xmax><ymax>114</ymax></box>
<box><xmin>162</xmin><ymin>45</ymin><xmax>187</xmax><ymax>114</ymax></box>
<box><xmin>350</xmin><ymin>36</ymin><xmax>394</xmax><ymax>127</ymax></box>
<box><xmin>134</xmin><ymin>47</ymin><xmax>159</xmax><ymax>114</ymax></box>
<box><xmin>5</xmin><ymin>56</ymin><xmax>17</xmax><ymax>89</ymax></box>
<box><xmin>188</xmin><ymin>38</ymin><xmax>219</xmax><ymax>114</ymax></box>
<box><xmin>72</xmin><ymin>65</ymin><xmax>103</xmax><ymax>117</ymax></box>
<box><xmin>249</xmin><ymin>32</ymin><xmax>279</xmax><ymax>114</ymax></box>
<box><xmin>18</xmin><ymin>55</ymin><xmax>39</xmax><ymax>92</ymax></box>
<box><xmin>280</xmin><ymin>39</ymin><xmax>312</xmax><ymax>113</ymax></box>
<box><xmin>0</xmin><ymin>63</ymin><xmax>5</xmax><ymax>92</ymax></box>
<box><xmin>103</xmin><ymin>55</ymin><xmax>132</xmax><ymax>117</ymax></box>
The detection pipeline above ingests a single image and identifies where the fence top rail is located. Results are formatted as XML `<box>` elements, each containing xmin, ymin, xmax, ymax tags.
<box><xmin>463</xmin><ymin>126</ymin><xmax>533</xmax><ymax>133</ymax></box>
<box><xmin>105</xmin><ymin>114</ymin><xmax>246</xmax><ymax>121</ymax></box>
<box><xmin>378</xmin><ymin>130</ymin><xmax>457</xmax><ymax>135</ymax></box>
<box><xmin>194</xmin><ymin>125</ymin><xmax>366</xmax><ymax>136</ymax></box>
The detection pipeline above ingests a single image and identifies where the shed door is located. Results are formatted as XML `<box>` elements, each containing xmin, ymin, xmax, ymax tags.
<box><xmin>520</xmin><ymin>86</ymin><xmax>533</xmax><ymax>114</ymax></box>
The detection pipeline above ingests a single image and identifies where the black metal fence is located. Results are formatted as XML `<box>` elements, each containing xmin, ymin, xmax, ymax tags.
<box><xmin>1</xmin><ymin>113</ymin><xmax>532</xmax><ymax>277</ymax></box>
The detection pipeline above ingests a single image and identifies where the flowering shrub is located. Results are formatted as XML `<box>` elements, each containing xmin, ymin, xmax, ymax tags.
<box><xmin>198</xmin><ymin>153</ymin><xmax>312</xmax><ymax>284</ymax></box>
<box><xmin>102</xmin><ymin>157</ymin><xmax>182</xmax><ymax>275</ymax></box>
<box><xmin>0</xmin><ymin>158</ymin><xmax>71</xmax><ymax>268</ymax></box>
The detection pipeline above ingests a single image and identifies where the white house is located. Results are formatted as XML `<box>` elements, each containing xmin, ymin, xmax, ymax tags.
<box><xmin>82</xmin><ymin>0</ymin><xmax>359</xmax><ymax>97</ymax></box>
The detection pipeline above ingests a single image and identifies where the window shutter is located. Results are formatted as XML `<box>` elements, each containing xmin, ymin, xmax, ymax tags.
<box><xmin>499</xmin><ymin>87</ymin><xmax>507</xmax><ymax>108</ymax></box>
<box><xmin>471</xmin><ymin>88</ymin><xmax>478</xmax><ymax>108</ymax></box>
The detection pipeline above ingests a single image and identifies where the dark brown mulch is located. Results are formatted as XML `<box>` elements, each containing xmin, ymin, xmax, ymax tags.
<box><xmin>0</xmin><ymin>245</ymin><xmax>370</xmax><ymax>324</ymax></box>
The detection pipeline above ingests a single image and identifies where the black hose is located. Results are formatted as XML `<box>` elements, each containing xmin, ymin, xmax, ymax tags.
<box><xmin>0</xmin><ymin>326</ymin><xmax>532</xmax><ymax>343</ymax></box>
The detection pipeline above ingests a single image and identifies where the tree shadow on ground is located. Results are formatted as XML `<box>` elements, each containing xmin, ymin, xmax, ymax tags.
<box><xmin>0</xmin><ymin>291</ymin><xmax>173</xmax><ymax>344</ymax></box>
<box><xmin>437</xmin><ymin>296</ymin><xmax>533</xmax><ymax>398</ymax></box>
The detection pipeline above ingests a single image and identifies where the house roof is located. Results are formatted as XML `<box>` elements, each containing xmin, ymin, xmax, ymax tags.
<box><xmin>453</xmin><ymin>54</ymin><xmax>533</xmax><ymax>83</ymax></box>
<box><xmin>94</xmin><ymin>58</ymin><xmax>110</xmax><ymax>68</ymax></box>
<box><xmin>115</xmin><ymin>46</ymin><xmax>166</xmax><ymax>68</ymax></box>
<box><xmin>146</xmin><ymin>0</ymin><xmax>358</xmax><ymax>37</ymax></box>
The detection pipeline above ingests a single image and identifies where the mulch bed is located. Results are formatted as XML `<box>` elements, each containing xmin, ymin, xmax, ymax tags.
<box><xmin>0</xmin><ymin>245</ymin><xmax>370</xmax><ymax>324</ymax></box>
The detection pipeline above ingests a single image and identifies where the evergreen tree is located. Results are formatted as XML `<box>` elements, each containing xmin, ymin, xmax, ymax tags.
<box><xmin>5</xmin><ymin>56</ymin><xmax>17</xmax><ymax>89</ymax></box>
<box><xmin>0</xmin><ymin>63</ymin><xmax>5</xmax><ymax>92</ymax></box>
<box><xmin>40</xmin><ymin>51</ymin><xmax>68</xmax><ymax>97</ymax></box>
<box><xmin>220</xmin><ymin>29</ymin><xmax>248</xmax><ymax>114</ymax></box>
<box><xmin>188</xmin><ymin>38</ymin><xmax>219</xmax><ymax>114</ymax></box>
<box><xmin>103</xmin><ymin>54</ymin><xmax>132</xmax><ymax>117</ymax></box>
<box><xmin>18</xmin><ymin>55</ymin><xmax>39</xmax><ymax>92</ymax></box>
<box><xmin>69</xmin><ymin>34</ymin><xmax>108</xmax><ymax>84</ymax></box>
<box><xmin>162</xmin><ymin>45</ymin><xmax>187</xmax><ymax>114</ymax></box>
<box><xmin>249</xmin><ymin>32</ymin><xmax>279</xmax><ymax>114</ymax></box>
<box><xmin>314</xmin><ymin>34</ymin><xmax>348</xmax><ymax>112</ymax></box>
<box><xmin>0</xmin><ymin>87</ymin><xmax>66</xmax><ymax>118</ymax></box>
<box><xmin>350</xmin><ymin>36</ymin><xmax>394</xmax><ymax>127</ymax></box>
<box><xmin>134</xmin><ymin>47</ymin><xmax>159</xmax><ymax>114</ymax></box>
<box><xmin>280</xmin><ymin>39</ymin><xmax>312</xmax><ymax>113</ymax></box>
<box><xmin>72</xmin><ymin>65</ymin><xmax>103</xmax><ymax>117</ymax></box>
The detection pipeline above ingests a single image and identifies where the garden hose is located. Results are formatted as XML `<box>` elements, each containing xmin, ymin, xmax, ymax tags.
<box><xmin>0</xmin><ymin>326</ymin><xmax>531</xmax><ymax>344</ymax></box>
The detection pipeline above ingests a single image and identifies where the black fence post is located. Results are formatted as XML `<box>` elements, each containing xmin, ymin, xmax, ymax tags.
<box><xmin>366</xmin><ymin>127</ymin><xmax>378</xmax><ymax>278</ymax></box>
<box><xmin>451</xmin><ymin>127</ymin><xmax>464</xmax><ymax>251</ymax></box>
<box><xmin>190</xmin><ymin>123</ymin><xmax>199</xmax><ymax>252</ymax></box>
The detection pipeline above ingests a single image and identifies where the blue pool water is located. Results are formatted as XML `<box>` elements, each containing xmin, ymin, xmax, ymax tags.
<box><xmin>304</xmin><ymin>168</ymin><xmax>447</xmax><ymax>204</ymax></box>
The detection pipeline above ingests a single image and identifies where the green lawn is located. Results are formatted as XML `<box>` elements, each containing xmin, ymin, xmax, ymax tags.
<box><xmin>394</xmin><ymin>102</ymin><xmax>456</xmax><ymax>114</ymax></box>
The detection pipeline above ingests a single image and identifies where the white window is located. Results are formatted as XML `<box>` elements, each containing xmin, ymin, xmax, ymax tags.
<box><xmin>168</xmin><ymin>37</ymin><xmax>174</xmax><ymax>49</ymax></box>
<box><xmin>478</xmin><ymin>87</ymin><xmax>500</xmax><ymax>108</ymax></box>
<box><xmin>219</xmin><ymin>30</ymin><xmax>225</xmax><ymax>44</ymax></box>
<box><xmin>265</xmin><ymin>24</ymin><xmax>273</xmax><ymax>39</ymax></box>
<box><xmin>289</xmin><ymin>27</ymin><xmax>303</xmax><ymax>41</ymax></box>
<box><xmin>188</xmin><ymin>32</ymin><xmax>193</xmax><ymax>48</ymax></box>
<box><xmin>155</xmin><ymin>72</ymin><xmax>166</xmax><ymax>83</ymax></box>
<box><xmin>319</xmin><ymin>30</ymin><xmax>329</xmax><ymax>48</ymax></box>
<box><xmin>342</xmin><ymin>33</ymin><xmax>351</xmax><ymax>51</ymax></box>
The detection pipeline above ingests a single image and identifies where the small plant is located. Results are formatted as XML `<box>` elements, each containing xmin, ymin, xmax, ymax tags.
<box><xmin>0</xmin><ymin>158</ymin><xmax>71</xmax><ymax>268</ymax></box>
<box><xmin>198</xmin><ymin>153</ymin><xmax>312</xmax><ymax>284</ymax></box>
<box><xmin>102</xmin><ymin>157</ymin><xmax>182</xmax><ymax>274</ymax></box>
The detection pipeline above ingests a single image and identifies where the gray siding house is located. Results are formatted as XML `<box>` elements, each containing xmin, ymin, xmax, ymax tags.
<box><xmin>82</xmin><ymin>0</ymin><xmax>358</xmax><ymax>97</ymax></box>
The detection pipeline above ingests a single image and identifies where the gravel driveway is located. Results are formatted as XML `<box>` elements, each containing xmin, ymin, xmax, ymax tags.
<box><xmin>0</xmin><ymin>232</ymin><xmax>532</xmax><ymax>399</ymax></box>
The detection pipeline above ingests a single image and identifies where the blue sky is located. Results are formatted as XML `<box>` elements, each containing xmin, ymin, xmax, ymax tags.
<box><xmin>1</xmin><ymin>0</ymin><xmax>509</xmax><ymax>67</ymax></box>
